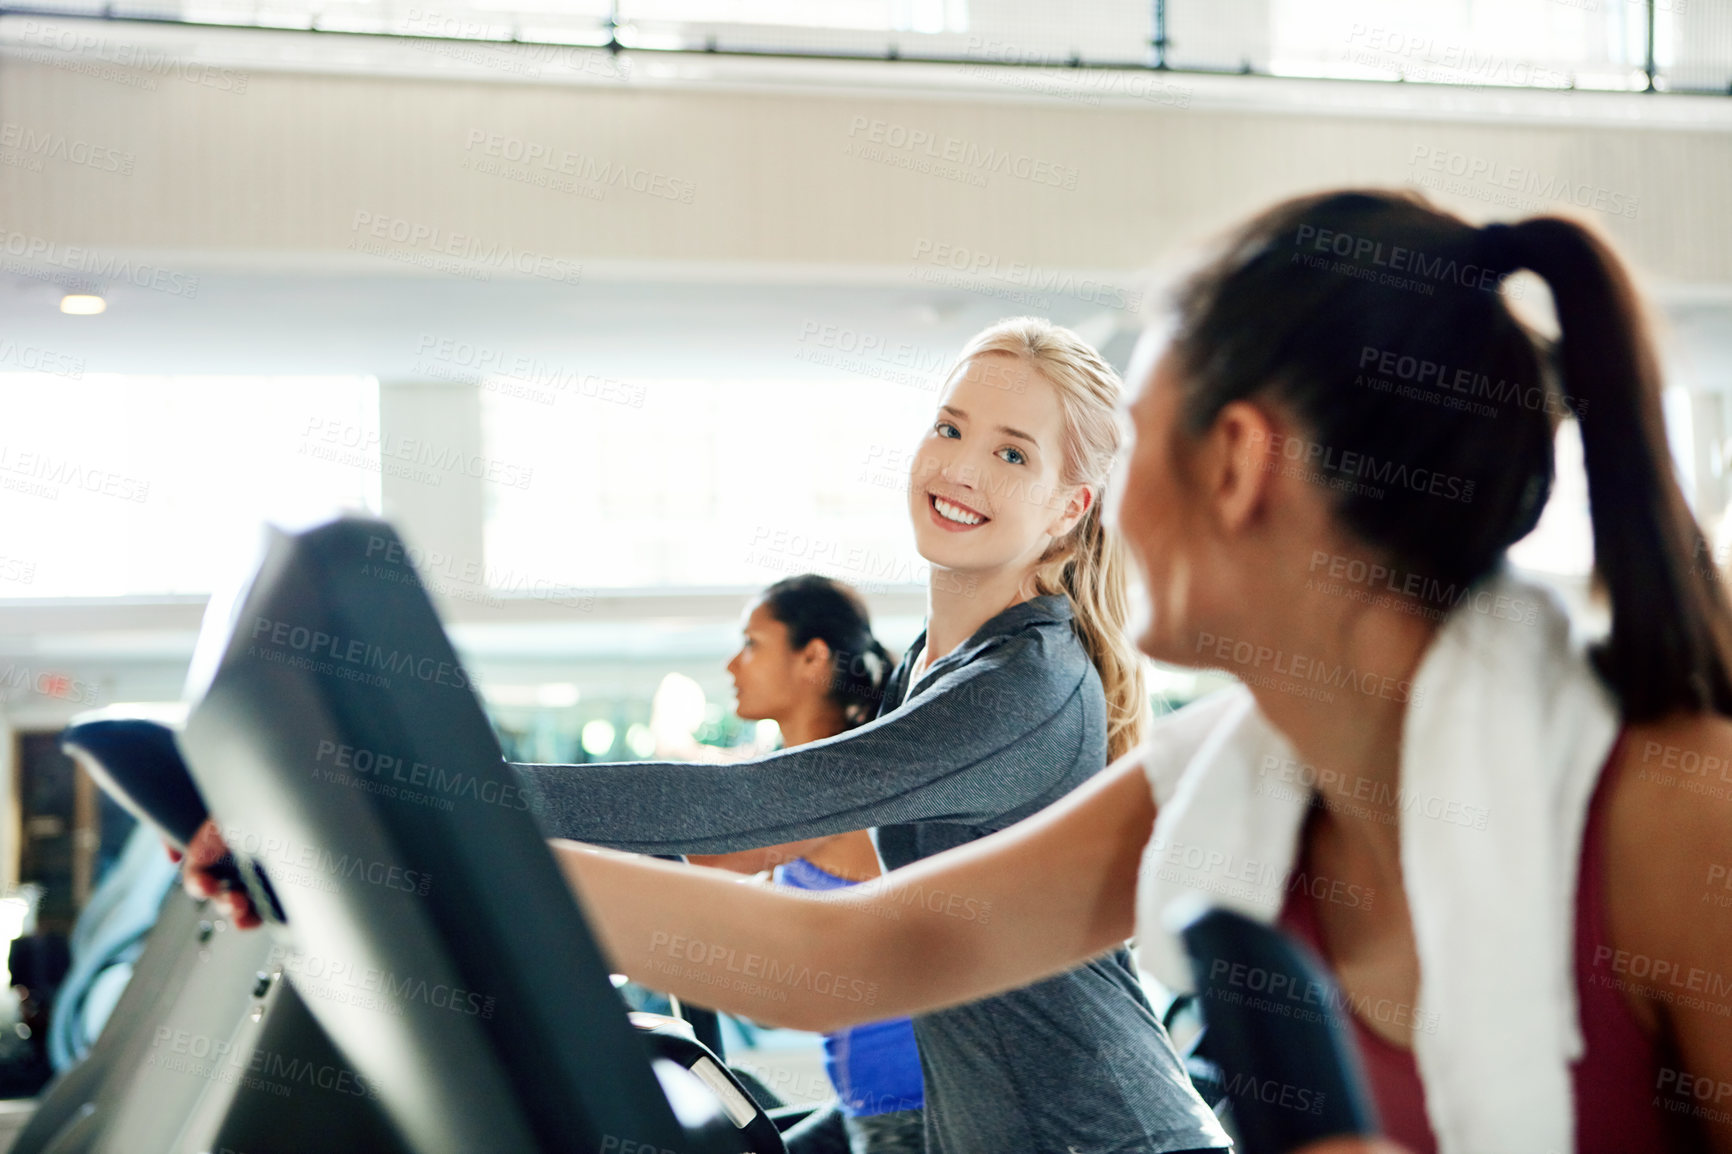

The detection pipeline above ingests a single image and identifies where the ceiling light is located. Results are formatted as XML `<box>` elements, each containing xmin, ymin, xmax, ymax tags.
<box><xmin>60</xmin><ymin>294</ymin><xmax>106</xmax><ymax>315</ymax></box>
<box><xmin>581</xmin><ymin>719</ymin><xmax>617</xmax><ymax>757</ymax></box>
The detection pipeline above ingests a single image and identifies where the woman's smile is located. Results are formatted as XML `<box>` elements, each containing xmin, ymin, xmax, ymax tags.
<box><xmin>927</xmin><ymin>490</ymin><xmax>991</xmax><ymax>532</ymax></box>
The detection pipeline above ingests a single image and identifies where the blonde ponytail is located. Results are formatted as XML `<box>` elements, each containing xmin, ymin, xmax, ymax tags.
<box><xmin>952</xmin><ymin>318</ymin><xmax>1149</xmax><ymax>762</ymax></box>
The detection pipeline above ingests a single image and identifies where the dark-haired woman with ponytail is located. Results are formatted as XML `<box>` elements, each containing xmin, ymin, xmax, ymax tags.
<box><xmin>551</xmin><ymin>193</ymin><xmax>1732</xmax><ymax>1153</ymax></box>
<box><xmin>686</xmin><ymin>574</ymin><xmax>924</xmax><ymax>1154</ymax></box>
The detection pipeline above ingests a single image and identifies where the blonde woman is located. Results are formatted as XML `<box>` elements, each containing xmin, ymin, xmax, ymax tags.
<box><xmin>513</xmin><ymin>318</ymin><xmax>1228</xmax><ymax>1154</ymax></box>
<box><xmin>187</xmin><ymin>318</ymin><xmax>1230</xmax><ymax>1153</ymax></box>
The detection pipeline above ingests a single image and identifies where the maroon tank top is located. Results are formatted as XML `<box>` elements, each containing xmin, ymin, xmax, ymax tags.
<box><xmin>1276</xmin><ymin>730</ymin><xmax>1672</xmax><ymax>1152</ymax></box>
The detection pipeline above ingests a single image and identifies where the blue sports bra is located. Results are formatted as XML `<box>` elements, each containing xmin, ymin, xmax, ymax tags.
<box><xmin>772</xmin><ymin>856</ymin><xmax>926</xmax><ymax>1117</ymax></box>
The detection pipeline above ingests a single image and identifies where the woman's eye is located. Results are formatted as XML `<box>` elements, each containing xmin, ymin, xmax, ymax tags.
<box><xmin>935</xmin><ymin>421</ymin><xmax>959</xmax><ymax>439</ymax></box>
<box><xmin>999</xmin><ymin>446</ymin><xmax>1026</xmax><ymax>465</ymax></box>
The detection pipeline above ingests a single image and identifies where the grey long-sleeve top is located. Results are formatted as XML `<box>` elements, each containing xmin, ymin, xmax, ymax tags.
<box><xmin>514</xmin><ymin>594</ymin><xmax>1228</xmax><ymax>1154</ymax></box>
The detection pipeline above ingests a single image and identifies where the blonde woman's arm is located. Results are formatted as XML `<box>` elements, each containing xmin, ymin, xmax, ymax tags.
<box><xmin>551</xmin><ymin>745</ymin><xmax>1155</xmax><ymax>1034</ymax></box>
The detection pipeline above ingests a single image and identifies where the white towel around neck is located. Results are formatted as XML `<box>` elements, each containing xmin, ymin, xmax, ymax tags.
<box><xmin>1134</xmin><ymin>568</ymin><xmax>1620</xmax><ymax>1154</ymax></box>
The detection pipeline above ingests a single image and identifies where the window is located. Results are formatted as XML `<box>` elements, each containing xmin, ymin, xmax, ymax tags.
<box><xmin>481</xmin><ymin>376</ymin><xmax>939</xmax><ymax>590</ymax></box>
<box><xmin>0</xmin><ymin>374</ymin><xmax>379</xmax><ymax>597</ymax></box>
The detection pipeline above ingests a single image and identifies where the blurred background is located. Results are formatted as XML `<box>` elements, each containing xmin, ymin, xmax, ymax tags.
<box><xmin>0</xmin><ymin>0</ymin><xmax>1728</xmax><ymax>1118</ymax></box>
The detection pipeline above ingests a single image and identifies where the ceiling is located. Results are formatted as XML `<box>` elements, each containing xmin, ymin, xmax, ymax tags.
<box><xmin>0</xmin><ymin>261</ymin><xmax>1144</xmax><ymax>380</ymax></box>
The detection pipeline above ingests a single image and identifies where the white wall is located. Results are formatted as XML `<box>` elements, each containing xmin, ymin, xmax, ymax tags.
<box><xmin>1</xmin><ymin>18</ymin><xmax>1729</xmax><ymax>283</ymax></box>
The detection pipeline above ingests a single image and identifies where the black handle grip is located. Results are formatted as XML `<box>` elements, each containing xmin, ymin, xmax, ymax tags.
<box><xmin>61</xmin><ymin>716</ymin><xmax>244</xmax><ymax>889</ymax></box>
<box><xmin>1178</xmin><ymin>905</ymin><xmax>1380</xmax><ymax>1153</ymax></box>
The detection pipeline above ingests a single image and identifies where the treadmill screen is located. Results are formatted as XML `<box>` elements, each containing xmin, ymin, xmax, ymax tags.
<box><xmin>179</xmin><ymin>516</ymin><xmax>700</xmax><ymax>1154</ymax></box>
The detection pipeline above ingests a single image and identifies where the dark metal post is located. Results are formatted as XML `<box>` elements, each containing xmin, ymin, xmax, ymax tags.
<box><xmin>1644</xmin><ymin>0</ymin><xmax>1657</xmax><ymax>91</ymax></box>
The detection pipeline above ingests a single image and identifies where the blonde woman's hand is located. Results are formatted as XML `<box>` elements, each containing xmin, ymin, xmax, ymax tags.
<box><xmin>172</xmin><ymin>818</ymin><xmax>261</xmax><ymax>929</ymax></box>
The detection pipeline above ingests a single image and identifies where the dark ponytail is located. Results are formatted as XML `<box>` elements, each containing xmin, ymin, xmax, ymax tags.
<box><xmin>1169</xmin><ymin>189</ymin><xmax>1732</xmax><ymax>721</ymax></box>
<box><xmin>758</xmin><ymin>574</ymin><xmax>896</xmax><ymax>728</ymax></box>
<box><xmin>1508</xmin><ymin>218</ymin><xmax>1732</xmax><ymax>718</ymax></box>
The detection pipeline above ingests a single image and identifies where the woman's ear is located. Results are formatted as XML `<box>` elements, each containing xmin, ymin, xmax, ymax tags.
<box><xmin>1206</xmin><ymin>401</ymin><xmax>1279</xmax><ymax>534</ymax></box>
<box><xmin>796</xmin><ymin>637</ymin><xmax>835</xmax><ymax>685</ymax></box>
<box><xmin>1045</xmin><ymin>483</ymin><xmax>1095</xmax><ymax>541</ymax></box>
